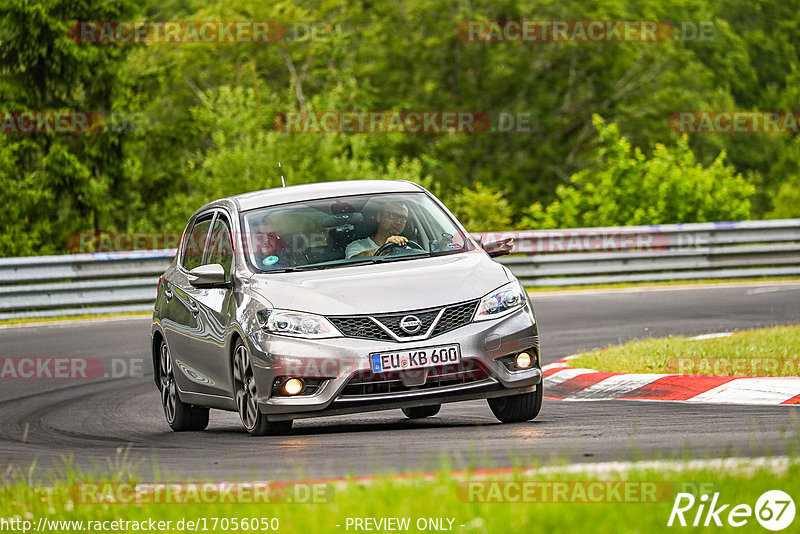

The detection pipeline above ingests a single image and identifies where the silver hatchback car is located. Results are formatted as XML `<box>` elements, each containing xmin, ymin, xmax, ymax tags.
<box><xmin>151</xmin><ymin>180</ymin><xmax>542</xmax><ymax>435</ymax></box>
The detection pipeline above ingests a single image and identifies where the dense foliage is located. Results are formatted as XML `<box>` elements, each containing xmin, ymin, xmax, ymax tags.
<box><xmin>2</xmin><ymin>0</ymin><xmax>799</xmax><ymax>255</ymax></box>
<box><xmin>522</xmin><ymin>115</ymin><xmax>754</xmax><ymax>228</ymax></box>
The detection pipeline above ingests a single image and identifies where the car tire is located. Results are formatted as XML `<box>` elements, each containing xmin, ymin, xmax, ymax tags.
<box><xmin>232</xmin><ymin>339</ymin><xmax>293</xmax><ymax>436</ymax></box>
<box><xmin>401</xmin><ymin>405</ymin><xmax>441</xmax><ymax>419</ymax></box>
<box><xmin>158</xmin><ymin>339</ymin><xmax>209</xmax><ymax>431</ymax></box>
<box><xmin>488</xmin><ymin>383</ymin><xmax>543</xmax><ymax>423</ymax></box>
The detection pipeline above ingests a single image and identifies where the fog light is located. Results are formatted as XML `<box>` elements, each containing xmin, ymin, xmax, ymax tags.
<box><xmin>283</xmin><ymin>378</ymin><xmax>304</xmax><ymax>396</ymax></box>
<box><xmin>515</xmin><ymin>352</ymin><xmax>532</xmax><ymax>369</ymax></box>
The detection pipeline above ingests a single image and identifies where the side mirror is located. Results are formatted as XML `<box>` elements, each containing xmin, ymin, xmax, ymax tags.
<box><xmin>188</xmin><ymin>264</ymin><xmax>230</xmax><ymax>289</ymax></box>
<box><xmin>483</xmin><ymin>237</ymin><xmax>514</xmax><ymax>258</ymax></box>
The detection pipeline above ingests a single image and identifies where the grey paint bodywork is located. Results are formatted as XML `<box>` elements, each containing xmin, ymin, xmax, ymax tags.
<box><xmin>151</xmin><ymin>180</ymin><xmax>541</xmax><ymax>421</ymax></box>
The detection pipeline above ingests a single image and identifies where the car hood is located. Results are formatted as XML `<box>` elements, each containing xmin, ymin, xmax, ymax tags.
<box><xmin>249</xmin><ymin>252</ymin><xmax>511</xmax><ymax>315</ymax></box>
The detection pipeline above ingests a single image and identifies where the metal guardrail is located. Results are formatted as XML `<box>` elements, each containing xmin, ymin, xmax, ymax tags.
<box><xmin>0</xmin><ymin>250</ymin><xmax>174</xmax><ymax>320</ymax></box>
<box><xmin>477</xmin><ymin>219</ymin><xmax>800</xmax><ymax>286</ymax></box>
<box><xmin>0</xmin><ymin>220</ymin><xmax>798</xmax><ymax>320</ymax></box>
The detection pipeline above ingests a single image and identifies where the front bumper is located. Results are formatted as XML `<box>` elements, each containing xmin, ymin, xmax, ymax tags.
<box><xmin>247</xmin><ymin>305</ymin><xmax>540</xmax><ymax>421</ymax></box>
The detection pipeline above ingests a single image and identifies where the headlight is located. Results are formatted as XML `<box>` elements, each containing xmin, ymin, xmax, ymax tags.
<box><xmin>257</xmin><ymin>310</ymin><xmax>340</xmax><ymax>338</ymax></box>
<box><xmin>474</xmin><ymin>281</ymin><xmax>527</xmax><ymax>321</ymax></box>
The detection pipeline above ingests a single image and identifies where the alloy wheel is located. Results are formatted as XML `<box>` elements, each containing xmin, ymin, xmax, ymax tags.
<box><xmin>233</xmin><ymin>343</ymin><xmax>259</xmax><ymax>430</ymax></box>
<box><xmin>159</xmin><ymin>341</ymin><xmax>177</xmax><ymax>423</ymax></box>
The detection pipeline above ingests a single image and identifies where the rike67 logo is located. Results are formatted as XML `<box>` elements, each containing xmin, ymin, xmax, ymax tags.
<box><xmin>668</xmin><ymin>490</ymin><xmax>795</xmax><ymax>531</ymax></box>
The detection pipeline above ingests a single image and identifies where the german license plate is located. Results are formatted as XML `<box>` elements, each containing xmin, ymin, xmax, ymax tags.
<box><xmin>370</xmin><ymin>344</ymin><xmax>461</xmax><ymax>373</ymax></box>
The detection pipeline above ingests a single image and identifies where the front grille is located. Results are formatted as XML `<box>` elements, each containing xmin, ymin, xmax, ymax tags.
<box><xmin>329</xmin><ymin>300</ymin><xmax>479</xmax><ymax>342</ymax></box>
<box><xmin>374</xmin><ymin>309</ymin><xmax>440</xmax><ymax>337</ymax></box>
<box><xmin>329</xmin><ymin>317</ymin><xmax>392</xmax><ymax>341</ymax></box>
<box><xmin>339</xmin><ymin>361</ymin><xmax>490</xmax><ymax>397</ymax></box>
<box><xmin>431</xmin><ymin>301</ymin><xmax>479</xmax><ymax>336</ymax></box>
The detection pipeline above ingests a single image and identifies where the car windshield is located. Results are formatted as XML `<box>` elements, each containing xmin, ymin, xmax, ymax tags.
<box><xmin>240</xmin><ymin>192</ymin><xmax>475</xmax><ymax>272</ymax></box>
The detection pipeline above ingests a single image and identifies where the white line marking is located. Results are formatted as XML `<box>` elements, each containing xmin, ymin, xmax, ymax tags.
<box><xmin>530</xmin><ymin>280</ymin><xmax>800</xmax><ymax>298</ymax></box>
<box><xmin>543</xmin><ymin>354</ymin><xmax>800</xmax><ymax>405</ymax></box>
<box><xmin>541</xmin><ymin>354</ymin><xmax>585</xmax><ymax>372</ymax></box>
<box><xmin>541</xmin><ymin>362</ymin><xmax>570</xmax><ymax>371</ymax></box>
<box><xmin>687</xmin><ymin>332</ymin><xmax>735</xmax><ymax>340</ymax></box>
<box><xmin>565</xmin><ymin>373</ymin><xmax>668</xmax><ymax>400</ymax></box>
<box><xmin>524</xmin><ymin>456</ymin><xmax>794</xmax><ymax>477</ymax></box>
<box><xmin>746</xmin><ymin>286</ymin><xmax>800</xmax><ymax>295</ymax></box>
<box><xmin>544</xmin><ymin>368</ymin><xmax>601</xmax><ymax>386</ymax></box>
<box><xmin>687</xmin><ymin>378</ymin><xmax>800</xmax><ymax>404</ymax></box>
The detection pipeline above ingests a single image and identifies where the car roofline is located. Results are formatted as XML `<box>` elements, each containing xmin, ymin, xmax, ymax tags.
<box><xmin>227</xmin><ymin>180</ymin><xmax>424</xmax><ymax>212</ymax></box>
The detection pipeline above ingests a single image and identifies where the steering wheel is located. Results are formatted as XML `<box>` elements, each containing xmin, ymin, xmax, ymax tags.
<box><xmin>374</xmin><ymin>239</ymin><xmax>424</xmax><ymax>256</ymax></box>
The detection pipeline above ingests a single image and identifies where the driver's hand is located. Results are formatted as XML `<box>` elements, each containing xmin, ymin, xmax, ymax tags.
<box><xmin>386</xmin><ymin>235</ymin><xmax>407</xmax><ymax>246</ymax></box>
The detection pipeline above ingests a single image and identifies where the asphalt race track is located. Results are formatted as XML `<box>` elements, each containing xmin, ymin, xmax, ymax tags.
<box><xmin>1</xmin><ymin>282</ymin><xmax>799</xmax><ymax>480</ymax></box>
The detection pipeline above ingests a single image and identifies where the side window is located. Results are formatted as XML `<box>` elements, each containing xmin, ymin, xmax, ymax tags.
<box><xmin>206</xmin><ymin>215</ymin><xmax>234</xmax><ymax>279</ymax></box>
<box><xmin>182</xmin><ymin>215</ymin><xmax>213</xmax><ymax>271</ymax></box>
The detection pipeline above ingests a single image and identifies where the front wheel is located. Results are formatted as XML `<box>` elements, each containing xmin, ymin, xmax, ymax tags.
<box><xmin>233</xmin><ymin>340</ymin><xmax>293</xmax><ymax>436</ymax></box>
<box><xmin>159</xmin><ymin>340</ymin><xmax>209</xmax><ymax>431</ymax></box>
<box><xmin>488</xmin><ymin>383</ymin><xmax>543</xmax><ymax>423</ymax></box>
<box><xmin>402</xmin><ymin>405</ymin><xmax>441</xmax><ymax>419</ymax></box>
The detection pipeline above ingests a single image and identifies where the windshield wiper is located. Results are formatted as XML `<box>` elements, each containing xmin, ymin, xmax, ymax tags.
<box><xmin>289</xmin><ymin>258</ymin><xmax>382</xmax><ymax>270</ymax></box>
<box><xmin>429</xmin><ymin>248</ymin><xmax>466</xmax><ymax>257</ymax></box>
<box><xmin>375</xmin><ymin>252</ymin><xmax>432</xmax><ymax>262</ymax></box>
<box><xmin>264</xmin><ymin>253</ymin><xmax>432</xmax><ymax>273</ymax></box>
<box><xmin>290</xmin><ymin>263</ymin><xmax>346</xmax><ymax>271</ymax></box>
<box><xmin>260</xmin><ymin>267</ymin><xmax>299</xmax><ymax>273</ymax></box>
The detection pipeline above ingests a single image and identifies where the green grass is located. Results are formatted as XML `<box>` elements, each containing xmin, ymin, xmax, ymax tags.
<box><xmin>2</xmin><ymin>457</ymin><xmax>799</xmax><ymax>534</ymax></box>
<box><xmin>568</xmin><ymin>325</ymin><xmax>800</xmax><ymax>377</ymax></box>
<box><xmin>526</xmin><ymin>276</ymin><xmax>800</xmax><ymax>292</ymax></box>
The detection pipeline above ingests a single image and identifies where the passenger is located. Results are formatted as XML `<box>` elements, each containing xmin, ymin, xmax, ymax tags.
<box><xmin>251</xmin><ymin>214</ymin><xmax>286</xmax><ymax>268</ymax></box>
<box><xmin>346</xmin><ymin>200</ymin><xmax>409</xmax><ymax>258</ymax></box>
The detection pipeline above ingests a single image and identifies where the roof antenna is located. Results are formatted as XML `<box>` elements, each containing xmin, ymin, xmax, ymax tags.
<box><xmin>278</xmin><ymin>162</ymin><xmax>286</xmax><ymax>187</ymax></box>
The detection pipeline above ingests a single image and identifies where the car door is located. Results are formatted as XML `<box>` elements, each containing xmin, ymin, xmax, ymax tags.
<box><xmin>162</xmin><ymin>211</ymin><xmax>221</xmax><ymax>396</ymax></box>
<box><xmin>185</xmin><ymin>211</ymin><xmax>237</xmax><ymax>396</ymax></box>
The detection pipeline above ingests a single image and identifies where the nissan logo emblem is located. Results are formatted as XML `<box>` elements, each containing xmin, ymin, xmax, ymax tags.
<box><xmin>399</xmin><ymin>315</ymin><xmax>422</xmax><ymax>334</ymax></box>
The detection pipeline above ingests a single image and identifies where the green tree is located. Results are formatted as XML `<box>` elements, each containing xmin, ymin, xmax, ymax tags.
<box><xmin>766</xmin><ymin>137</ymin><xmax>800</xmax><ymax>218</ymax></box>
<box><xmin>146</xmin><ymin>84</ymin><xmax>428</xmax><ymax>232</ymax></box>
<box><xmin>448</xmin><ymin>182</ymin><xmax>513</xmax><ymax>232</ymax></box>
<box><xmin>522</xmin><ymin>115</ymin><xmax>754</xmax><ymax>228</ymax></box>
<box><xmin>6</xmin><ymin>0</ymin><xmax>800</xmax><ymax>256</ymax></box>
<box><xmin>0</xmin><ymin>141</ymin><xmax>53</xmax><ymax>255</ymax></box>
<box><xmin>0</xmin><ymin>0</ymin><xmax>141</xmax><ymax>255</ymax></box>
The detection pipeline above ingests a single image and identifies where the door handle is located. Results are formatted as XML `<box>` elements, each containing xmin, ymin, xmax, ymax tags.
<box><xmin>189</xmin><ymin>301</ymin><xmax>199</xmax><ymax>317</ymax></box>
<box><xmin>164</xmin><ymin>288</ymin><xmax>173</xmax><ymax>301</ymax></box>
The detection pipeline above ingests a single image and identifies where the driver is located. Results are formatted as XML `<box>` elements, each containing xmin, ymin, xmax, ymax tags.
<box><xmin>346</xmin><ymin>200</ymin><xmax>409</xmax><ymax>258</ymax></box>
